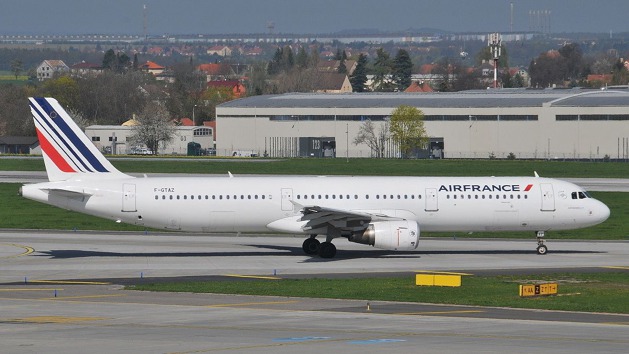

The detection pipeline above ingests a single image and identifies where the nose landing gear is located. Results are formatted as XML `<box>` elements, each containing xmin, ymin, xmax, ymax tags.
<box><xmin>536</xmin><ymin>231</ymin><xmax>548</xmax><ymax>255</ymax></box>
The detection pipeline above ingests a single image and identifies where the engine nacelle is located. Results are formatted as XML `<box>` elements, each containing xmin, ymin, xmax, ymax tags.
<box><xmin>348</xmin><ymin>220</ymin><xmax>420</xmax><ymax>251</ymax></box>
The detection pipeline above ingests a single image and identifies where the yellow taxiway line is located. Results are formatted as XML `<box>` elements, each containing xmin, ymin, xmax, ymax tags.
<box><xmin>602</xmin><ymin>266</ymin><xmax>629</xmax><ymax>271</ymax></box>
<box><xmin>396</xmin><ymin>310</ymin><xmax>484</xmax><ymax>316</ymax></box>
<box><xmin>0</xmin><ymin>243</ymin><xmax>34</xmax><ymax>258</ymax></box>
<box><xmin>27</xmin><ymin>280</ymin><xmax>111</xmax><ymax>285</ymax></box>
<box><xmin>223</xmin><ymin>274</ymin><xmax>281</xmax><ymax>280</ymax></box>
<box><xmin>205</xmin><ymin>300</ymin><xmax>300</xmax><ymax>308</ymax></box>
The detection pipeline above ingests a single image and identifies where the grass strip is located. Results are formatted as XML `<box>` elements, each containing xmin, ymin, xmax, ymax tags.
<box><xmin>129</xmin><ymin>272</ymin><xmax>629</xmax><ymax>314</ymax></box>
<box><xmin>2</xmin><ymin>157</ymin><xmax>629</xmax><ymax>178</ymax></box>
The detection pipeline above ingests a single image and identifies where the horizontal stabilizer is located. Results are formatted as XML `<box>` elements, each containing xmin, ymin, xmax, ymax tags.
<box><xmin>42</xmin><ymin>187</ymin><xmax>93</xmax><ymax>199</ymax></box>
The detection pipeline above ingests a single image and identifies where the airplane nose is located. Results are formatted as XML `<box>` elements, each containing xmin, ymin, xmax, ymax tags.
<box><xmin>594</xmin><ymin>200</ymin><xmax>611</xmax><ymax>224</ymax></box>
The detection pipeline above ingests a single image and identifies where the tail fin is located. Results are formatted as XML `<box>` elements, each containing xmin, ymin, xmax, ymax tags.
<box><xmin>29</xmin><ymin>97</ymin><xmax>130</xmax><ymax>182</ymax></box>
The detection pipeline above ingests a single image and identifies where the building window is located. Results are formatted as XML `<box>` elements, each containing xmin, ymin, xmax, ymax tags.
<box><xmin>92</xmin><ymin>136</ymin><xmax>100</xmax><ymax>142</ymax></box>
<box><xmin>194</xmin><ymin>127</ymin><xmax>213</xmax><ymax>136</ymax></box>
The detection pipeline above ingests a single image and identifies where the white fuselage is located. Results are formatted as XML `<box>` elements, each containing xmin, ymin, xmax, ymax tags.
<box><xmin>21</xmin><ymin>175</ymin><xmax>610</xmax><ymax>235</ymax></box>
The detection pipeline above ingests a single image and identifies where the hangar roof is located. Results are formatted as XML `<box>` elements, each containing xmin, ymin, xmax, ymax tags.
<box><xmin>219</xmin><ymin>88</ymin><xmax>629</xmax><ymax>109</ymax></box>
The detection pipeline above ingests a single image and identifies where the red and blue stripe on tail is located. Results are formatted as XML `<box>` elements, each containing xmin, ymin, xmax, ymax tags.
<box><xmin>29</xmin><ymin>97</ymin><xmax>129</xmax><ymax>182</ymax></box>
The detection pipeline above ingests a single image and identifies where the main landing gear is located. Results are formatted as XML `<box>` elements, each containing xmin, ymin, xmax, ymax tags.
<box><xmin>302</xmin><ymin>235</ymin><xmax>337</xmax><ymax>258</ymax></box>
<box><xmin>536</xmin><ymin>231</ymin><xmax>548</xmax><ymax>255</ymax></box>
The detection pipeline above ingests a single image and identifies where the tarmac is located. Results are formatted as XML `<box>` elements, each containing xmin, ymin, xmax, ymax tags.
<box><xmin>1</xmin><ymin>231</ymin><xmax>628</xmax><ymax>353</ymax></box>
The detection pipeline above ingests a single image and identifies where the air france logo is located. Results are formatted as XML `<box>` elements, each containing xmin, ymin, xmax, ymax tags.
<box><xmin>439</xmin><ymin>184</ymin><xmax>534</xmax><ymax>192</ymax></box>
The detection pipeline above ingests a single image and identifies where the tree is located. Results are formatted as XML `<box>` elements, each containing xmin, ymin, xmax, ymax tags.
<box><xmin>353</xmin><ymin>119</ymin><xmax>389</xmax><ymax>158</ymax></box>
<box><xmin>392</xmin><ymin>49</ymin><xmax>413</xmax><ymax>91</ymax></box>
<box><xmin>129</xmin><ymin>102</ymin><xmax>176</xmax><ymax>155</ymax></box>
<box><xmin>296</xmin><ymin>46</ymin><xmax>309</xmax><ymax>68</ymax></box>
<box><xmin>337</xmin><ymin>58</ymin><xmax>347</xmax><ymax>74</ymax></box>
<box><xmin>349</xmin><ymin>53</ymin><xmax>368</xmax><ymax>92</ymax></box>
<box><xmin>372</xmin><ymin>48</ymin><xmax>394</xmax><ymax>91</ymax></box>
<box><xmin>389</xmin><ymin>105</ymin><xmax>428</xmax><ymax>159</ymax></box>
<box><xmin>10</xmin><ymin>59</ymin><xmax>23</xmax><ymax>79</ymax></box>
<box><xmin>102</xmin><ymin>49</ymin><xmax>117</xmax><ymax>70</ymax></box>
<box><xmin>41</xmin><ymin>76</ymin><xmax>80</xmax><ymax>110</ymax></box>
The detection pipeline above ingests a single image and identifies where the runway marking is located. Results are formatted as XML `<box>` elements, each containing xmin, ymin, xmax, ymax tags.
<box><xmin>272</xmin><ymin>336</ymin><xmax>331</xmax><ymax>342</ymax></box>
<box><xmin>5</xmin><ymin>316</ymin><xmax>106</xmax><ymax>324</ymax></box>
<box><xmin>205</xmin><ymin>300</ymin><xmax>300</xmax><ymax>308</ymax></box>
<box><xmin>602</xmin><ymin>266</ymin><xmax>629</xmax><ymax>271</ymax></box>
<box><xmin>28</xmin><ymin>280</ymin><xmax>111</xmax><ymax>285</ymax></box>
<box><xmin>0</xmin><ymin>243</ymin><xmax>34</xmax><ymax>258</ymax></box>
<box><xmin>223</xmin><ymin>274</ymin><xmax>281</xmax><ymax>280</ymax></box>
<box><xmin>396</xmin><ymin>310</ymin><xmax>484</xmax><ymax>316</ymax></box>
<box><xmin>414</xmin><ymin>270</ymin><xmax>473</xmax><ymax>276</ymax></box>
<box><xmin>42</xmin><ymin>294</ymin><xmax>125</xmax><ymax>301</ymax></box>
<box><xmin>348</xmin><ymin>338</ymin><xmax>406</xmax><ymax>344</ymax></box>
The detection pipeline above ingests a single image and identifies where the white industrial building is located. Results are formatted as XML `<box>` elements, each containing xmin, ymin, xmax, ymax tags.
<box><xmin>216</xmin><ymin>88</ymin><xmax>629</xmax><ymax>160</ymax></box>
<box><xmin>85</xmin><ymin>125</ymin><xmax>214</xmax><ymax>155</ymax></box>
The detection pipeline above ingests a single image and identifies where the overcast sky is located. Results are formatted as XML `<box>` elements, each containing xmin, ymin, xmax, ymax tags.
<box><xmin>2</xmin><ymin>0</ymin><xmax>629</xmax><ymax>35</ymax></box>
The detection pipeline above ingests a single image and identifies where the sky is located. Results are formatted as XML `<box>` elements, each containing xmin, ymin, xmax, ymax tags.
<box><xmin>2</xmin><ymin>0</ymin><xmax>629</xmax><ymax>36</ymax></box>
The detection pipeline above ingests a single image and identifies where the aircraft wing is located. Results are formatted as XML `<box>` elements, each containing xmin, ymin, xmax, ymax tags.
<box><xmin>299</xmin><ymin>205</ymin><xmax>402</xmax><ymax>234</ymax></box>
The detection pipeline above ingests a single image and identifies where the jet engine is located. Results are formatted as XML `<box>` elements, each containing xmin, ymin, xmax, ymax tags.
<box><xmin>348</xmin><ymin>220</ymin><xmax>419</xmax><ymax>251</ymax></box>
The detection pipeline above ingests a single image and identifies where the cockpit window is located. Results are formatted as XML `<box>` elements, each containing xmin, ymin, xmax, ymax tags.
<box><xmin>572</xmin><ymin>191</ymin><xmax>589</xmax><ymax>199</ymax></box>
<box><xmin>571</xmin><ymin>192</ymin><xmax>578</xmax><ymax>199</ymax></box>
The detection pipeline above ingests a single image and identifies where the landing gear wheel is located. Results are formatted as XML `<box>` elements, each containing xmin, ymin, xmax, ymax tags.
<box><xmin>302</xmin><ymin>238</ymin><xmax>320</xmax><ymax>255</ymax></box>
<box><xmin>536</xmin><ymin>244</ymin><xmax>548</xmax><ymax>255</ymax></box>
<box><xmin>318</xmin><ymin>242</ymin><xmax>337</xmax><ymax>259</ymax></box>
<box><xmin>535</xmin><ymin>231</ymin><xmax>547</xmax><ymax>255</ymax></box>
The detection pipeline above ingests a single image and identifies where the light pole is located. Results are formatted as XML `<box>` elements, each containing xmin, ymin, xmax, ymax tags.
<box><xmin>192</xmin><ymin>104</ymin><xmax>198</xmax><ymax>126</ymax></box>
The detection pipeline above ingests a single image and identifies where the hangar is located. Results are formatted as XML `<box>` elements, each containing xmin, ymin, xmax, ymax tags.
<box><xmin>216</xmin><ymin>88</ymin><xmax>629</xmax><ymax>159</ymax></box>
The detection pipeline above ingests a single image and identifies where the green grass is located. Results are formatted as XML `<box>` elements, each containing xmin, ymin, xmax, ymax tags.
<box><xmin>0</xmin><ymin>183</ymin><xmax>146</xmax><ymax>231</ymax></box>
<box><xmin>2</xmin><ymin>157</ymin><xmax>629</xmax><ymax>178</ymax></box>
<box><xmin>130</xmin><ymin>272</ymin><xmax>629</xmax><ymax>314</ymax></box>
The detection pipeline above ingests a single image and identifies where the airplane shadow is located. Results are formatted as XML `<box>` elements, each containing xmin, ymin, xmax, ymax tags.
<box><xmin>34</xmin><ymin>244</ymin><xmax>605</xmax><ymax>261</ymax></box>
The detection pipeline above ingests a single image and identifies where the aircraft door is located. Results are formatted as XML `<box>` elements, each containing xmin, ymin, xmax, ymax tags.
<box><xmin>425</xmin><ymin>188</ymin><xmax>438</xmax><ymax>211</ymax></box>
<box><xmin>122</xmin><ymin>183</ymin><xmax>137</xmax><ymax>212</ymax></box>
<box><xmin>281</xmin><ymin>188</ymin><xmax>294</xmax><ymax>211</ymax></box>
<box><xmin>540</xmin><ymin>183</ymin><xmax>555</xmax><ymax>211</ymax></box>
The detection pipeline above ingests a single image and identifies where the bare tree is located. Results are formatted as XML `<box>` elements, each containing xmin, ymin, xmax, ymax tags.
<box><xmin>353</xmin><ymin>119</ymin><xmax>390</xmax><ymax>158</ymax></box>
<box><xmin>129</xmin><ymin>102</ymin><xmax>176</xmax><ymax>155</ymax></box>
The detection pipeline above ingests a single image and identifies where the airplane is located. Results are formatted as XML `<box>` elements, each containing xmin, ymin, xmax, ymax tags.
<box><xmin>20</xmin><ymin>97</ymin><xmax>611</xmax><ymax>258</ymax></box>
